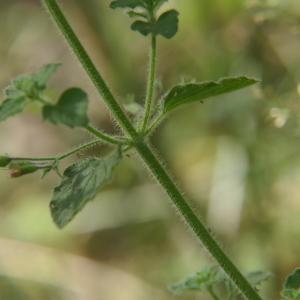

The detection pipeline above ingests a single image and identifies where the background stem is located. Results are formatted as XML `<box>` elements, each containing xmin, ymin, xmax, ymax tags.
<box><xmin>41</xmin><ymin>1</ymin><xmax>264</xmax><ymax>299</ymax></box>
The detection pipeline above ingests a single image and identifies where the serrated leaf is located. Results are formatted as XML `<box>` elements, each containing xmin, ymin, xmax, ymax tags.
<box><xmin>0</xmin><ymin>97</ymin><xmax>29</xmax><ymax>122</ymax></box>
<box><xmin>110</xmin><ymin>0</ymin><xmax>145</xmax><ymax>9</ymax></box>
<box><xmin>283</xmin><ymin>269</ymin><xmax>300</xmax><ymax>299</ymax></box>
<box><xmin>43</xmin><ymin>88</ymin><xmax>89</xmax><ymax>128</ymax></box>
<box><xmin>169</xmin><ymin>266</ymin><xmax>222</xmax><ymax>295</ymax></box>
<box><xmin>163</xmin><ymin>76</ymin><xmax>259</xmax><ymax>112</ymax></box>
<box><xmin>155</xmin><ymin>10</ymin><xmax>179</xmax><ymax>38</ymax></box>
<box><xmin>50</xmin><ymin>150</ymin><xmax>122</xmax><ymax>228</ymax></box>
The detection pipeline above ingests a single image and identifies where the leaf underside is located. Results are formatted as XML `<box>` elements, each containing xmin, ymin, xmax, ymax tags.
<box><xmin>163</xmin><ymin>76</ymin><xmax>259</xmax><ymax>112</ymax></box>
<box><xmin>50</xmin><ymin>150</ymin><xmax>122</xmax><ymax>228</ymax></box>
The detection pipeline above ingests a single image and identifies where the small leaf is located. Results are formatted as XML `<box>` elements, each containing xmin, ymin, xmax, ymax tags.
<box><xmin>283</xmin><ymin>268</ymin><xmax>300</xmax><ymax>299</ymax></box>
<box><xmin>0</xmin><ymin>155</ymin><xmax>12</xmax><ymax>167</ymax></box>
<box><xmin>155</xmin><ymin>10</ymin><xmax>179</xmax><ymax>39</ymax></box>
<box><xmin>50</xmin><ymin>150</ymin><xmax>122</xmax><ymax>228</ymax></box>
<box><xmin>131</xmin><ymin>20</ymin><xmax>153</xmax><ymax>36</ymax></box>
<box><xmin>110</xmin><ymin>0</ymin><xmax>145</xmax><ymax>9</ymax></box>
<box><xmin>43</xmin><ymin>88</ymin><xmax>90</xmax><ymax>128</ymax></box>
<box><xmin>33</xmin><ymin>63</ymin><xmax>61</xmax><ymax>89</ymax></box>
<box><xmin>4</xmin><ymin>63</ymin><xmax>61</xmax><ymax>99</ymax></box>
<box><xmin>0</xmin><ymin>97</ymin><xmax>28</xmax><ymax>122</ymax></box>
<box><xmin>169</xmin><ymin>266</ymin><xmax>222</xmax><ymax>295</ymax></box>
<box><xmin>131</xmin><ymin>10</ymin><xmax>179</xmax><ymax>38</ymax></box>
<box><xmin>163</xmin><ymin>76</ymin><xmax>259</xmax><ymax>112</ymax></box>
<box><xmin>127</xmin><ymin>10</ymin><xmax>148</xmax><ymax>19</ymax></box>
<box><xmin>0</xmin><ymin>63</ymin><xmax>61</xmax><ymax>122</ymax></box>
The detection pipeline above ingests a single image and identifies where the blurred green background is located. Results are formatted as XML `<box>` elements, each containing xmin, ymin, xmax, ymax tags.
<box><xmin>0</xmin><ymin>0</ymin><xmax>300</xmax><ymax>299</ymax></box>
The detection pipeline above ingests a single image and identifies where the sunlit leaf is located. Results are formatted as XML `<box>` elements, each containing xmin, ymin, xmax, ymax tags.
<box><xmin>50</xmin><ymin>150</ymin><xmax>122</xmax><ymax>228</ymax></box>
<box><xmin>163</xmin><ymin>76</ymin><xmax>259</xmax><ymax>112</ymax></box>
<box><xmin>43</xmin><ymin>88</ymin><xmax>89</xmax><ymax>128</ymax></box>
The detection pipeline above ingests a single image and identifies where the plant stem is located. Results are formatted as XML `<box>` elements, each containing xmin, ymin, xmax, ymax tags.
<box><xmin>141</xmin><ymin>34</ymin><xmax>157</xmax><ymax>133</ymax></box>
<box><xmin>11</xmin><ymin>139</ymin><xmax>103</xmax><ymax>162</ymax></box>
<box><xmin>41</xmin><ymin>1</ymin><xmax>264</xmax><ymax>299</ymax></box>
<box><xmin>85</xmin><ymin>125</ymin><xmax>128</xmax><ymax>145</ymax></box>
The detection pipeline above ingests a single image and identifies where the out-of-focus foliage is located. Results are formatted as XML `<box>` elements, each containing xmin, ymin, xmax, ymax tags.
<box><xmin>0</xmin><ymin>0</ymin><xmax>300</xmax><ymax>299</ymax></box>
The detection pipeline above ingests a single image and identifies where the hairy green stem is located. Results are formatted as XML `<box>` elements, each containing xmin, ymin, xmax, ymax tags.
<box><xmin>85</xmin><ymin>125</ymin><xmax>128</xmax><ymax>145</ymax></box>
<box><xmin>141</xmin><ymin>34</ymin><xmax>157</xmax><ymax>133</ymax></box>
<box><xmin>11</xmin><ymin>139</ymin><xmax>103</xmax><ymax>162</ymax></box>
<box><xmin>41</xmin><ymin>1</ymin><xmax>264</xmax><ymax>299</ymax></box>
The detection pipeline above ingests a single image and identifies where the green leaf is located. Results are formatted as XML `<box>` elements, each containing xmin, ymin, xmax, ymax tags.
<box><xmin>0</xmin><ymin>97</ymin><xmax>29</xmax><ymax>122</ymax></box>
<box><xmin>127</xmin><ymin>10</ymin><xmax>148</xmax><ymax>19</ymax></box>
<box><xmin>0</xmin><ymin>64</ymin><xmax>61</xmax><ymax>122</ymax></box>
<box><xmin>4</xmin><ymin>64</ymin><xmax>61</xmax><ymax>99</ymax></box>
<box><xmin>43</xmin><ymin>88</ymin><xmax>90</xmax><ymax>128</ymax></box>
<box><xmin>33</xmin><ymin>63</ymin><xmax>61</xmax><ymax>89</ymax></box>
<box><xmin>163</xmin><ymin>76</ymin><xmax>259</xmax><ymax>112</ymax></box>
<box><xmin>0</xmin><ymin>155</ymin><xmax>12</xmax><ymax>167</ymax></box>
<box><xmin>131</xmin><ymin>20</ymin><xmax>153</xmax><ymax>36</ymax></box>
<box><xmin>155</xmin><ymin>10</ymin><xmax>179</xmax><ymax>38</ymax></box>
<box><xmin>131</xmin><ymin>9</ymin><xmax>179</xmax><ymax>38</ymax></box>
<box><xmin>169</xmin><ymin>266</ymin><xmax>222</xmax><ymax>295</ymax></box>
<box><xmin>282</xmin><ymin>269</ymin><xmax>300</xmax><ymax>300</ymax></box>
<box><xmin>50</xmin><ymin>150</ymin><xmax>122</xmax><ymax>228</ymax></box>
<box><xmin>110</xmin><ymin>0</ymin><xmax>145</xmax><ymax>9</ymax></box>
